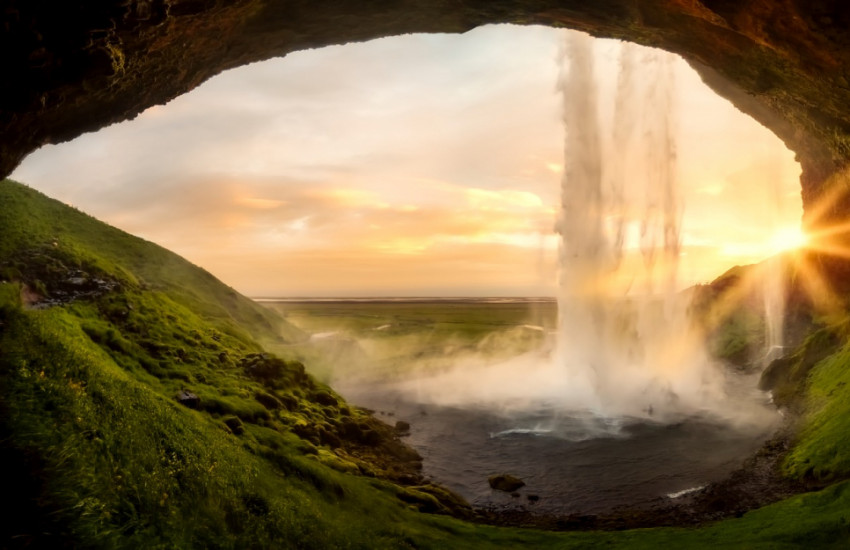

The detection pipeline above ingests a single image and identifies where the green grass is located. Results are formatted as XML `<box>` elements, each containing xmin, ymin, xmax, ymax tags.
<box><xmin>0</xmin><ymin>179</ymin><xmax>304</xmax><ymax>346</ymax></box>
<box><xmin>784</xmin><ymin>325</ymin><xmax>850</xmax><ymax>481</ymax></box>
<box><xmin>3</xmin><ymin>177</ymin><xmax>850</xmax><ymax>548</ymax></box>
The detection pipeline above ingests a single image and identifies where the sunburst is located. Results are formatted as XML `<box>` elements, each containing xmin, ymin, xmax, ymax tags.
<box><xmin>694</xmin><ymin>168</ymin><xmax>850</xmax><ymax>335</ymax></box>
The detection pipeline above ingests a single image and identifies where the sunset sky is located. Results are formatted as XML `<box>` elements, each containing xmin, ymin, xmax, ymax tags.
<box><xmin>12</xmin><ymin>25</ymin><xmax>802</xmax><ymax>297</ymax></box>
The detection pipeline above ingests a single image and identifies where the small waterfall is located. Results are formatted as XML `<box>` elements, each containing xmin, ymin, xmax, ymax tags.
<box><xmin>762</xmin><ymin>254</ymin><xmax>785</xmax><ymax>364</ymax></box>
<box><xmin>762</xmin><ymin>155</ymin><xmax>787</xmax><ymax>365</ymax></box>
<box><xmin>555</xmin><ymin>33</ymin><xmax>720</xmax><ymax>418</ymax></box>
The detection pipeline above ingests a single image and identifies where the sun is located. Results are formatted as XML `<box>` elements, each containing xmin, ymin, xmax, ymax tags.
<box><xmin>767</xmin><ymin>225</ymin><xmax>808</xmax><ymax>255</ymax></box>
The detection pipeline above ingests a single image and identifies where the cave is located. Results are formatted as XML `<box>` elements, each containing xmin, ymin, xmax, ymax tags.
<box><xmin>4</xmin><ymin>0</ymin><xmax>850</xmax><ymax>226</ymax></box>
<box><xmin>4</xmin><ymin>3</ymin><xmax>850</xmax><ymax>545</ymax></box>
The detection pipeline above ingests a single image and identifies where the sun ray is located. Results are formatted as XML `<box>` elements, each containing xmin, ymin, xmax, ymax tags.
<box><xmin>805</xmin><ymin>219</ymin><xmax>850</xmax><ymax>241</ymax></box>
<box><xmin>801</xmin><ymin>170</ymin><xmax>850</xmax><ymax>231</ymax></box>
<box><xmin>791</xmin><ymin>253</ymin><xmax>847</xmax><ymax>320</ymax></box>
<box><xmin>694</xmin><ymin>260</ymin><xmax>769</xmax><ymax>335</ymax></box>
<box><xmin>802</xmin><ymin>240</ymin><xmax>850</xmax><ymax>260</ymax></box>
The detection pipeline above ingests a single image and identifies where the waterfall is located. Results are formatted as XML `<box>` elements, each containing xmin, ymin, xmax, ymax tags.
<box><xmin>762</xmin><ymin>255</ymin><xmax>785</xmax><ymax>364</ymax></box>
<box><xmin>386</xmin><ymin>31</ymin><xmax>781</xmax><ymax>431</ymax></box>
<box><xmin>762</xmin><ymin>155</ymin><xmax>787</xmax><ymax>365</ymax></box>
<box><xmin>555</xmin><ymin>33</ymin><xmax>718</xmax><ymax>418</ymax></box>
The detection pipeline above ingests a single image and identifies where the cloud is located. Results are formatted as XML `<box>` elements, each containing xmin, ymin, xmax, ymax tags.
<box><xmin>10</xmin><ymin>25</ymin><xmax>802</xmax><ymax>296</ymax></box>
<box><xmin>209</xmin><ymin>241</ymin><xmax>557</xmax><ymax>297</ymax></box>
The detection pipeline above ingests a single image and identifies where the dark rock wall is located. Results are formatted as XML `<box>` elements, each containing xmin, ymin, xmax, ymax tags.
<box><xmin>4</xmin><ymin>1</ymin><xmax>850</xmax><ymax>224</ymax></box>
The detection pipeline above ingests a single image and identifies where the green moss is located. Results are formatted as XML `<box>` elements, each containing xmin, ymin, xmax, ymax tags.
<box><xmin>315</xmin><ymin>449</ymin><xmax>361</xmax><ymax>475</ymax></box>
<box><xmin>760</xmin><ymin>325</ymin><xmax>843</xmax><ymax>409</ymax></box>
<box><xmin>709</xmin><ymin>309</ymin><xmax>763</xmax><ymax>364</ymax></box>
<box><xmin>0</xmin><ymin>281</ymin><xmax>21</xmax><ymax>309</ymax></box>
<box><xmin>784</xmin><ymin>333</ymin><xmax>850</xmax><ymax>481</ymax></box>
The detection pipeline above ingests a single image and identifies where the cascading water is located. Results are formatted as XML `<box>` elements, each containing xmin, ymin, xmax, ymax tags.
<box><xmin>554</xmin><ymin>33</ymin><xmax>725</xmax><ymax>420</ymax></box>
<box><xmin>332</xmin><ymin>30</ymin><xmax>784</xmax><ymax>515</ymax></box>
<box><xmin>762</xmin><ymin>256</ymin><xmax>786</xmax><ymax>364</ymax></box>
<box><xmin>762</xmin><ymin>158</ymin><xmax>787</xmax><ymax>365</ymax></box>
<box><xmin>379</xmin><ymin>33</ymin><xmax>779</xmax><ymax>428</ymax></box>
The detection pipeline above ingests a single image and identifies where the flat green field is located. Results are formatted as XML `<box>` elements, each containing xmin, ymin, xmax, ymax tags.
<box><xmin>262</xmin><ymin>299</ymin><xmax>557</xmax><ymax>382</ymax></box>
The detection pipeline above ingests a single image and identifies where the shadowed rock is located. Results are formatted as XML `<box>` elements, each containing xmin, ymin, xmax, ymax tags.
<box><xmin>489</xmin><ymin>474</ymin><xmax>526</xmax><ymax>492</ymax></box>
<box><xmin>4</xmin><ymin>1</ymin><xmax>850</xmax><ymax>227</ymax></box>
<box><xmin>176</xmin><ymin>390</ymin><xmax>200</xmax><ymax>409</ymax></box>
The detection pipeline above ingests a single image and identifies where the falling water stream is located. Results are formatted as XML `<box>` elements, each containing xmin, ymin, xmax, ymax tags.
<box><xmin>552</xmin><ymin>33</ymin><xmax>723</xmax><ymax>419</ymax></box>
<box><xmin>762</xmin><ymin>154</ymin><xmax>788</xmax><ymax>364</ymax></box>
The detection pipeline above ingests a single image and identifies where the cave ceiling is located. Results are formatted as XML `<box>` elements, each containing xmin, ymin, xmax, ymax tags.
<box><xmin>3</xmin><ymin>1</ymin><xmax>850</xmax><ymax>221</ymax></box>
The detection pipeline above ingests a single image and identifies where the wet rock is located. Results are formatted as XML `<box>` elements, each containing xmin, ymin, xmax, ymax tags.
<box><xmin>394</xmin><ymin>420</ymin><xmax>411</xmax><ymax>434</ymax></box>
<box><xmin>527</xmin><ymin>494</ymin><xmax>540</xmax><ymax>503</ymax></box>
<box><xmin>175</xmin><ymin>390</ymin><xmax>200</xmax><ymax>409</ymax></box>
<box><xmin>488</xmin><ymin>474</ymin><xmax>525</xmax><ymax>492</ymax></box>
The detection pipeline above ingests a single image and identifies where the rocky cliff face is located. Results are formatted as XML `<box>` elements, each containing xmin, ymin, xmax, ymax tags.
<box><xmin>3</xmin><ymin>1</ymin><xmax>850</xmax><ymax>223</ymax></box>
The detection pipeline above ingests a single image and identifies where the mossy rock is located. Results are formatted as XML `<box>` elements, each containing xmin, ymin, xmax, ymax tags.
<box><xmin>397</xmin><ymin>488</ymin><xmax>446</xmax><ymax>514</ymax></box>
<box><xmin>254</xmin><ymin>390</ymin><xmax>282</xmax><ymax>410</ymax></box>
<box><xmin>175</xmin><ymin>389</ymin><xmax>200</xmax><ymax>409</ymax></box>
<box><xmin>410</xmin><ymin>484</ymin><xmax>472</xmax><ymax>518</ymax></box>
<box><xmin>315</xmin><ymin>449</ymin><xmax>359</xmax><ymax>475</ymax></box>
<box><xmin>760</xmin><ymin>327</ymin><xmax>842</xmax><ymax>409</ymax></box>
<box><xmin>318</xmin><ymin>427</ymin><xmax>342</xmax><ymax>449</ymax></box>
<box><xmin>277</xmin><ymin>392</ymin><xmax>299</xmax><ymax>411</ymax></box>
<box><xmin>223</xmin><ymin>416</ymin><xmax>245</xmax><ymax>435</ymax></box>
<box><xmin>292</xmin><ymin>423</ymin><xmax>320</xmax><ymax>445</ymax></box>
<box><xmin>311</xmin><ymin>390</ymin><xmax>338</xmax><ymax>407</ymax></box>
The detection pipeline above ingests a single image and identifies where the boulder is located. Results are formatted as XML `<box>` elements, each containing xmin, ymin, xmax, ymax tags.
<box><xmin>176</xmin><ymin>390</ymin><xmax>200</xmax><ymax>409</ymax></box>
<box><xmin>488</xmin><ymin>474</ymin><xmax>525</xmax><ymax>493</ymax></box>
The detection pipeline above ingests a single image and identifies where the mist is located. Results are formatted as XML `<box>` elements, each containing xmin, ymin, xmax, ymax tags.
<box><xmin>294</xmin><ymin>33</ymin><xmax>783</xmax><ymax>439</ymax></box>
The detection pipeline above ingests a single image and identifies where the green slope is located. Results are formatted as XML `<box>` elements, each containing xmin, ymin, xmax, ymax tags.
<box><xmin>2</xmin><ymin>178</ymin><xmax>850</xmax><ymax>548</ymax></box>
<box><xmin>0</xmin><ymin>179</ymin><xmax>303</xmax><ymax>345</ymax></box>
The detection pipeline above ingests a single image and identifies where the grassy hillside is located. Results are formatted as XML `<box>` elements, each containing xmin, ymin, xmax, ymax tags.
<box><xmin>2</xmin><ymin>178</ymin><xmax>850</xmax><ymax>548</ymax></box>
<box><xmin>0</xmin><ymin>180</ymin><xmax>303</xmax><ymax>346</ymax></box>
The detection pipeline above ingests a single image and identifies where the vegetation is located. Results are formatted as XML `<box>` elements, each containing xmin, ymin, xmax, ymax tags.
<box><xmin>783</xmin><ymin>322</ymin><xmax>850</xmax><ymax>482</ymax></box>
<box><xmin>264</xmin><ymin>299</ymin><xmax>555</xmax><ymax>382</ymax></box>
<box><xmin>2</xmin><ymin>178</ymin><xmax>850</xmax><ymax>547</ymax></box>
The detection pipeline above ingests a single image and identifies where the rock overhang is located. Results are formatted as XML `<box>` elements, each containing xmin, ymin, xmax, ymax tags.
<box><xmin>3</xmin><ymin>1</ymin><xmax>850</xmax><ymax>222</ymax></box>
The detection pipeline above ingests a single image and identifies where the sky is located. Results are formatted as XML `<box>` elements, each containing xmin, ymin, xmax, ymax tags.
<box><xmin>11</xmin><ymin>25</ymin><xmax>803</xmax><ymax>297</ymax></box>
